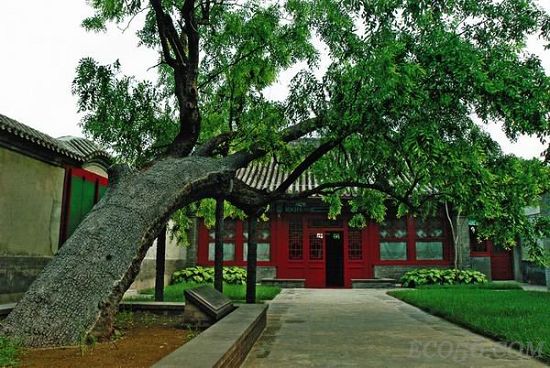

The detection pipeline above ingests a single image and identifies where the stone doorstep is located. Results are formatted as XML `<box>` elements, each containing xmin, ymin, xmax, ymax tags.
<box><xmin>261</xmin><ymin>278</ymin><xmax>305</xmax><ymax>282</ymax></box>
<box><xmin>153</xmin><ymin>304</ymin><xmax>268</xmax><ymax>368</ymax></box>
<box><xmin>352</xmin><ymin>278</ymin><xmax>397</xmax><ymax>283</ymax></box>
<box><xmin>261</xmin><ymin>278</ymin><xmax>306</xmax><ymax>288</ymax></box>
<box><xmin>351</xmin><ymin>278</ymin><xmax>397</xmax><ymax>289</ymax></box>
<box><xmin>0</xmin><ymin>303</ymin><xmax>16</xmax><ymax>316</ymax></box>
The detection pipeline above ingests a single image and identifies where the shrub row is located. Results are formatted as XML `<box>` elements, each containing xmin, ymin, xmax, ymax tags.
<box><xmin>400</xmin><ymin>268</ymin><xmax>488</xmax><ymax>288</ymax></box>
<box><xmin>171</xmin><ymin>266</ymin><xmax>247</xmax><ymax>285</ymax></box>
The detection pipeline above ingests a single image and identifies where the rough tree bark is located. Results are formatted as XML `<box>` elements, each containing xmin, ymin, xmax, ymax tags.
<box><xmin>155</xmin><ymin>225</ymin><xmax>167</xmax><ymax>302</ymax></box>
<box><xmin>214</xmin><ymin>197</ymin><xmax>224</xmax><ymax>292</ymax></box>
<box><xmin>0</xmin><ymin>97</ymin><xmax>321</xmax><ymax>347</ymax></box>
<box><xmin>0</xmin><ymin>156</ymin><xmax>236</xmax><ymax>347</ymax></box>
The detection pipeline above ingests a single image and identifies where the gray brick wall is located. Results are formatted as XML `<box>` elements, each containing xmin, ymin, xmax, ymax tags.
<box><xmin>374</xmin><ymin>265</ymin><xmax>449</xmax><ymax>280</ymax></box>
<box><xmin>470</xmin><ymin>256</ymin><xmax>491</xmax><ymax>279</ymax></box>
<box><xmin>0</xmin><ymin>256</ymin><xmax>51</xmax><ymax>303</ymax></box>
<box><xmin>257</xmin><ymin>266</ymin><xmax>276</xmax><ymax>280</ymax></box>
<box><xmin>185</xmin><ymin>217</ymin><xmax>198</xmax><ymax>267</ymax></box>
<box><xmin>456</xmin><ymin>216</ymin><xmax>471</xmax><ymax>268</ymax></box>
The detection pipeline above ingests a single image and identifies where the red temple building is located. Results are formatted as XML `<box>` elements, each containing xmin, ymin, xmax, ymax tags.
<box><xmin>193</xmin><ymin>161</ymin><xmax>518</xmax><ymax>288</ymax></box>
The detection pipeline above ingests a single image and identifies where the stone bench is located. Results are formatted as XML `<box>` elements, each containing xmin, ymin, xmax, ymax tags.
<box><xmin>153</xmin><ymin>304</ymin><xmax>267</xmax><ymax>368</ymax></box>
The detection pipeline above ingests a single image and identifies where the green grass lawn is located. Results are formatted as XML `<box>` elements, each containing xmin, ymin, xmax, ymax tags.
<box><xmin>0</xmin><ymin>337</ymin><xmax>19</xmax><ymax>368</ymax></box>
<box><xmin>127</xmin><ymin>282</ymin><xmax>281</xmax><ymax>303</ymax></box>
<box><xmin>416</xmin><ymin>281</ymin><xmax>523</xmax><ymax>290</ymax></box>
<box><xmin>388</xmin><ymin>286</ymin><xmax>550</xmax><ymax>362</ymax></box>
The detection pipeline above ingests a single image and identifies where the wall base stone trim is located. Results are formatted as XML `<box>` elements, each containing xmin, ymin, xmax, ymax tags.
<box><xmin>0</xmin><ymin>256</ymin><xmax>52</xmax><ymax>303</ymax></box>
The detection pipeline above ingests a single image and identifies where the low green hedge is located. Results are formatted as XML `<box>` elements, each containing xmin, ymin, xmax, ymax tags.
<box><xmin>400</xmin><ymin>268</ymin><xmax>488</xmax><ymax>288</ymax></box>
<box><xmin>171</xmin><ymin>266</ymin><xmax>247</xmax><ymax>285</ymax></box>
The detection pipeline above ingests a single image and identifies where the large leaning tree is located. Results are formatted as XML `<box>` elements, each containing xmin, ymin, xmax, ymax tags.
<box><xmin>1</xmin><ymin>0</ymin><xmax>549</xmax><ymax>347</ymax></box>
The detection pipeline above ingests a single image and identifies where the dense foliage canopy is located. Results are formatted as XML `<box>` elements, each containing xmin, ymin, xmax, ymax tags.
<box><xmin>74</xmin><ymin>0</ymin><xmax>550</xmax><ymax>264</ymax></box>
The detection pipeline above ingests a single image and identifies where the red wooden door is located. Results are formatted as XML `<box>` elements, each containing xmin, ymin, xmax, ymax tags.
<box><xmin>490</xmin><ymin>244</ymin><xmax>514</xmax><ymax>280</ymax></box>
<box><xmin>306</xmin><ymin>231</ymin><xmax>326</xmax><ymax>287</ymax></box>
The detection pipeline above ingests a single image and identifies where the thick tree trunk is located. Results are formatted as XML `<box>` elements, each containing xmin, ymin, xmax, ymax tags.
<box><xmin>214</xmin><ymin>198</ymin><xmax>224</xmax><ymax>292</ymax></box>
<box><xmin>246</xmin><ymin>214</ymin><xmax>258</xmax><ymax>304</ymax></box>
<box><xmin>155</xmin><ymin>226</ymin><xmax>167</xmax><ymax>302</ymax></box>
<box><xmin>0</xmin><ymin>156</ymin><xmax>235</xmax><ymax>347</ymax></box>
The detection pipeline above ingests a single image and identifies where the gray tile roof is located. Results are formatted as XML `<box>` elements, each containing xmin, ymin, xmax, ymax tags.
<box><xmin>57</xmin><ymin>136</ymin><xmax>111</xmax><ymax>162</ymax></box>
<box><xmin>0</xmin><ymin>113</ymin><xmax>110</xmax><ymax>164</ymax></box>
<box><xmin>236</xmin><ymin>158</ymin><xmax>318</xmax><ymax>193</ymax></box>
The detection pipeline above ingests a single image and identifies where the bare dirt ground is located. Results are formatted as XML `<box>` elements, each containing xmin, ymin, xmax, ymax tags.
<box><xmin>20</xmin><ymin>312</ymin><xmax>194</xmax><ymax>368</ymax></box>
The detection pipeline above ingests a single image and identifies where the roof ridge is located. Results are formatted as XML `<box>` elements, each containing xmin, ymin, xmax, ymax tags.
<box><xmin>0</xmin><ymin>113</ymin><xmax>109</xmax><ymax>164</ymax></box>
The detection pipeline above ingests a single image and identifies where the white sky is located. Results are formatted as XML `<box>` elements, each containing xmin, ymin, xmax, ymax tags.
<box><xmin>0</xmin><ymin>1</ymin><xmax>548</xmax><ymax>158</ymax></box>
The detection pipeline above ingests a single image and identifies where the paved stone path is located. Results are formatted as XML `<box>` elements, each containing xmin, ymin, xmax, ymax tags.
<box><xmin>243</xmin><ymin>289</ymin><xmax>546</xmax><ymax>367</ymax></box>
<box><xmin>521</xmin><ymin>283</ymin><xmax>549</xmax><ymax>292</ymax></box>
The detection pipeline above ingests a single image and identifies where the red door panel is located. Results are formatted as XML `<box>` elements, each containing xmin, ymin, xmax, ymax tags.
<box><xmin>491</xmin><ymin>245</ymin><xmax>514</xmax><ymax>280</ymax></box>
<box><xmin>306</xmin><ymin>232</ymin><xmax>325</xmax><ymax>287</ymax></box>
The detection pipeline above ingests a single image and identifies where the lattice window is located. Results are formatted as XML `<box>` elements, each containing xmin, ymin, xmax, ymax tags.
<box><xmin>379</xmin><ymin>217</ymin><xmax>408</xmax><ymax>239</ymax></box>
<box><xmin>415</xmin><ymin>217</ymin><xmax>444</xmax><ymax>238</ymax></box>
<box><xmin>207</xmin><ymin>219</ymin><xmax>236</xmax><ymax>261</ymax></box>
<box><xmin>243</xmin><ymin>220</ymin><xmax>271</xmax><ymax>261</ymax></box>
<box><xmin>289</xmin><ymin>218</ymin><xmax>303</xmax><ymax>260</ymax></box>
<box><xmin>415</xmin><ymin>214</ymin><xmax>445</xmax><ymax>260</ymax></box>
<box><xmin>244</xmin><ymin>220</ymin><xmax>270</xmax><ymax>241</ymax></box>
<box><xmin>309</xmin><ymin>233</ymin><xmax>324</xmax><ymax>260</ymax></box>
<box><xmin>207</xmin><ymin>219</ymin><xmax>236</xmax><ymax>240</ymax></box>
<box><xmin>348</xmin><ymin>229</ymin><xmax>362</xmax><ymax>260</ymax></box>
<box><xmin>379</xmin><ymin>216</ymin><xmax>408</xmax><ymax>260</ymax></box>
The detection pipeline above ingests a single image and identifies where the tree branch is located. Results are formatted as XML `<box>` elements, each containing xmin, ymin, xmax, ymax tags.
<box><xmin>225</xmin><ymin>176</ymin><xmax>415</xmax><ymax>215</ymax></box>
<box><xmin>224</xmin><ymin>117</ymin><xmax>323</xmax><ymax>170</ymax></box>
<box><xmin>272</xmin><ymin>138</ymin><xmax>344</xmax><ymax>195</ymax></box>
<box><xmin>117</xmin><ymin>7</ymin><xmax>148</xmax><ymax>33</ymax></box>
<box><xmin>198</xmin><ymin>42</ymin><xmax>269</xmax><ymax>90</ymax></box>
<box><xmin>150</xmin><ymin>0</ymin><xmax>202</xmax><ymax>157</ymax></box>
<box><xmin>193</xmin><ymin>131</ymin><xmax>236</xmax><ymax>156</ymax></box>
<box><xmin>182</xmin><ymin>0</ymin><xmax>200</xmax><ymax>71</ymax></box>
<box><xmin>151</xmin><ymin>0</ymin><xmax>181</xmax><ymax>68</ymax></box>
<box><xmin>150</xmin><ymin>0</ymin><xmax>186</xmax><ymax>67</ymax></box>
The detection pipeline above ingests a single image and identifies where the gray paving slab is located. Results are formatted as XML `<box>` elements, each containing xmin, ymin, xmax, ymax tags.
<box><xmin>242</xmin><ymin>289</ymin><xmax>546</xmax><ymax>367</ymax></box>
<box><xmin>521</xmin><ymin>283</ymin><xmax>549</xmax><ymax>292</ymax></box>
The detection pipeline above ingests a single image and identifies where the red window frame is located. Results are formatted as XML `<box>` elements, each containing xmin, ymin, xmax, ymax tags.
<box><xmin>348</xmin><ymin>228</ymin><xmax>363</xmax><ymax>260</ymax></box>
<box><xmin>288</xmin><ymin>217</ymin><xmax>304</xmax><ymax>260</ymax></box>
<box><xmin>308</xmin><ymin>233</ymin><xmax>324</xmax><ymax>260</ymax></box>
<box><xmin>197</xmin><ymin>218</ymin><xmax>275</xmax><ymax>267</ymax></box>
<box><xmin>243</xmin><ymin>220</ymin><xmax>271</xmax><ymax>261</ymax></box>
<box><xmin>378</xmin><ymin>216</ymin><xmax>409</xmax><ymax>261</ymax></box>
<box><xmin>206</xmin><ymin>219</ymin><xmax>237</xmax><ymax>262</ymax></box>
<box><xmin>374</xmin><ymin>213</ymin><xmax>453</xmax><ymax>265</ymax></box>
<box><xmin>413</xmin><ymin>214</ymin><xmax>447</xmax><ymax>260</ymax></box>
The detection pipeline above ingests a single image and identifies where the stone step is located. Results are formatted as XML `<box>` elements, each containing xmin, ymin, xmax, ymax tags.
<box><xmin>261</xmin><ymin>278</ymin><xmax>306</xmax><ymax>288</ymax></box>
<box><xmin>351</xmin><ymin>278</ymin><xmax>397</xmax><ymax>289</ymax></box>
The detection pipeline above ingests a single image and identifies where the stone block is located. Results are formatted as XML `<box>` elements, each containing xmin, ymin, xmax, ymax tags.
<box><xmin>261</xmin><ymin>278</ymin><xmax>305</xmax><ymax>288</ymax></box>
<box><xmin>153</xmin><ymin>304</ymin><xmax>267</xmax><ymax>368</ymax></box>
<box><xmin>183</xmin><ymin>285</ymin><xmax>235</xmax><ymax>327</ymax></box>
